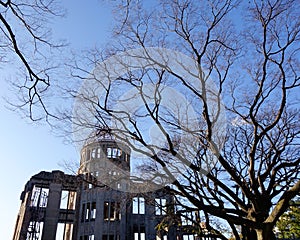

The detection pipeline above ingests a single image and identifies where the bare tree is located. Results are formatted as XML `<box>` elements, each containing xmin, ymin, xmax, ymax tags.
<box><xmin>66</xmin><ymin>0</ymin><xmax>300</xmax><ymax>239</ymax></box>
<box><xmin>0</xmin><ymin>0</ymin><xmax>65</xmax><ymax>120</ymax></box>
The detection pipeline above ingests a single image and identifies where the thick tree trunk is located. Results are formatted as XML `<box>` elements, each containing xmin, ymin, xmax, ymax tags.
<box><xmin>255</xmin><ymin>227</ymin><xmax>276</xmax><ymax>240</ymax></box>
<box><xmin>242</xmin><ymin>227</ymin><xmax>257</xmax><ymax>240</ymax></box>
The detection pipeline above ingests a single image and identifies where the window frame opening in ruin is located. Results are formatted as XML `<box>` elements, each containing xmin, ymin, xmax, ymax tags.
<box><xmin>132</xmin><ymin>197</ymin><xmax>145</xmax><ymax>214</ymax></box>
<box><xmin>103</xmin><ymin>201</ymin><xmax>121</xmax><ymax>221</ymax></box>
<box><xmin>30</xmin><ymin>185</ymin><xmax>49</xmax><ymax>208</ymax></box>
<box><xmin>60</xmin><ymin>190</ymin><xmax>77</xmax><ymax>210</ymax></box>
<box><xmin>133</xmin><ymin>225</ymin><xmax>146</xmax><ymax>240</ymax></box>
<box><xmin>155</xmin><ymin>198</ymin><xmax>167</xmax><ymax>215</ymax></box>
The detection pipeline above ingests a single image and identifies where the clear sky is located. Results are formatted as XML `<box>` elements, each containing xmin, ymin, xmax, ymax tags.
<box><xmin>0</xmin><ymin>1</ymin><xmax>112</xmax><ymax>238</ymax></box>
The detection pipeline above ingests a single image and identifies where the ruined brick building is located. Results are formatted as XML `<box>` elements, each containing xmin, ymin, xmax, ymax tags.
<box><xmin>12</xmin><ymin>132</ymin><xmax>211</xmax><ymax>240</ymax></box>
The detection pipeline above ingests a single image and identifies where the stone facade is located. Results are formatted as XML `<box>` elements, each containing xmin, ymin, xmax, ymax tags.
<box><xmin>12</xmin><ymin>136</ymin><xmax>178</xmax><ymax>240</ymax></box>
<box><xmin>13</xmin><ymin>136</ymin><xmax>208</xmax><ymax>240</ymax></box>
<box><xmin>12</xmin><ymin>170</ymin><xmax>81</xmax><ymax>240</ymax></box>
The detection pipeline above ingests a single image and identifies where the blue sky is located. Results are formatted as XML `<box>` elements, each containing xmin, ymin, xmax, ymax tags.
<box><xmin>0</xmin><ymin>1</ymin><xmax>112</xmax><ymax>238</ymax></box>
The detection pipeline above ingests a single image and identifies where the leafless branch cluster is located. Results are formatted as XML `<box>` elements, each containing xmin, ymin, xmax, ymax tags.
<box><xmin>63</xmin><ymin>0</ymin><xmax>299</xmax><ymax>239</ymax></box>
<box><xmin>0</xmin><ymin>0</ymin><xmax>65</xmax><ymax>120</ymax></box>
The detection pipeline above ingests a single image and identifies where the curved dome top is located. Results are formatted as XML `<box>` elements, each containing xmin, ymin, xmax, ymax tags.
<box><xmin>83</xmin><ymin>127</ymin><xmax>116</xmax><ymax>145</ymax></box>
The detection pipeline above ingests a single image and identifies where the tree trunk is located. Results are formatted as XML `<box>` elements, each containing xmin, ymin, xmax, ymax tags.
<box><xmin>255</xmin><ymin>227</ymin><xmax>276</xmax><ymax>240</ymax></box>
<box><xmin>242</xmin><ymin>227</ymin><xmax>257</xmax><ymax>240</ymax></box>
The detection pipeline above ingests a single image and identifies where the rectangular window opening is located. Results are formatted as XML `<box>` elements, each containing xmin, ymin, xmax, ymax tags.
<box><xmin>27</xmin><ymin>221</ymin><xmax>43</xmax><ymax>240</ymax></box>
<box><xmin>82</xmin><ymin>202</ymin><xmax>97</xmax><ymax>221</ymax></box>
<box><xmin>30</xmin><ymin>186</ymin><xmax>49</xmax><ymax>208</ymax></box>
<box><xmin>55</xmin><ymin>223</ymin><xmax>65</xmax><ymax>240</ymax></box>
<box><xmin>132</xmin><ymin>197</ymin><xmax>145</xmax><ymax>214</ymax></box>
<box><xmin>107</xmin><ymin>147</ymin><xmax>122</xmax><ymax>158</ymax></box>
<box><xmin>91</xmin><ymin>148</ymin><xmax>96</xmax><ymax>158</ymax></box>
<box><xmin>64</xmin><ymin>223</ymin><xmax>73</xmax><ymax>239</ymax></box>
<box><xmin>86</xmin><ymin>202</ymin><xmax>90</xmax><ymax>221</ymax></box>
<box><xmin>97</xmin><ymin>148</ymin><xmax>101</xmax><ymax>158</ymax></box>
<box><xmin>60</xmin><ymin>190</ymin><xmax>69</xmax><ymax>209</ymax></box>
<box><xmin>104</xmin><ymin>202</ymin><xmax>120</xmax><ymax>221</ymax></box>
<box><xmin>155</xmin><ymin>198</ymin><xmax>167</xmax><ymax>215</ymax></box>
<box><xmin>133</xmin><ymin>225</ymin><xmax>145</xmax><ymax>240</ymax></box>
<box><xmin>91</xmin><ymin>202</ymin><xmax>97</xmax><ymax>220</ymax></box>
<box><xmin>183</xmin><ymin>235</ymin><xmax>195</xmax><ymax>240</ymax></box>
